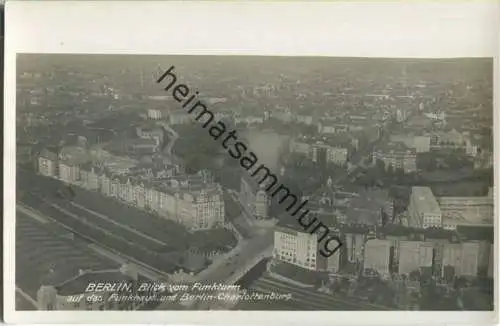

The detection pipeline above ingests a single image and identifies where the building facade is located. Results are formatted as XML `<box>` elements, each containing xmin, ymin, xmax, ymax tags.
<box><xmin>147</xmin><ymin>109</ymin><xmax>163</xmax><ymax>120</ymax></box>
<box><xmin>239</xmin><ymin>174</ymin><xmax>270</xmax><ymax>220</ymax></box>
<box><xmin>398</xmin><ymin>241</ymin><xmax>434</xmax><ymax>275</ymax></box>
<box><xmin>442</xmin><ymin>242</ymin><xmax>482</xmax><ymax>278</ymax></box>
<box><xmin>38</xmin><ymin>148</ymin><xmax>58</xmax><ymax>177</ymax></box>
<box><xmin>372</xmin><ymin>142</ymin><xmax>417</xmax><ymax>173</ymax></box>
<box><xmin>273</xmin><ymin>226</ymin><xmax>318</xmax><ymax>271</ymax></box>
<box><xmin>363</xmin><ymin>239</ymin><xmax>391</xmax><ymax>277</ymax></box>
<box><xmin>408</xmin><ymin>187</ymin><xmax>442</xmax><ymax>229</ymax></box>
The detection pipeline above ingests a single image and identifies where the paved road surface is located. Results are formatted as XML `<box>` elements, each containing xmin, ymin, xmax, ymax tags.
<box><xmin>155</xmin><ymin>229</ymin><xmax>274</xmax><ymax>310</ymax></box>
<box><xmin>201</xmin><ymin>229</ymin><xmax>273</xmax><ymax>283</ymax></box>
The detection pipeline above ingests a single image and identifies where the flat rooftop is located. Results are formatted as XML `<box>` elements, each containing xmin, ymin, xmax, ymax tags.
<box><xmin>411</xmin><ymin>186</ymin><xmax>441</xmax><ymax>215</ymax></box>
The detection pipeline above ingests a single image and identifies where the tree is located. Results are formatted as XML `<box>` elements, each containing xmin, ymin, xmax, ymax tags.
<box><xmin>454</xmin><ymin>276</ymin><xmax>469</xmax><ymax>289</ymax></box>
<box><xmin>375</xmin><ymin>159</ymin><xmax>386</xmax><ymax>172</ymax></box>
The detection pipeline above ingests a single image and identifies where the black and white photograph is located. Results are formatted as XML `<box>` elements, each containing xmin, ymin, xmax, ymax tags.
<box><xmin>4</xmin><ymin>1</ymin><xmax>498</xmax><ymax>325</ymax></box>
<box><xmin>13</xmin><ymin>52</ymin><xmax>495</xmax><ymax>312</ymax></box>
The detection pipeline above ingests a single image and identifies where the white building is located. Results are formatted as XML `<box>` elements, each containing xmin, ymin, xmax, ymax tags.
<box><xmin>58</xmin><ymin>160</ymin><xmax>81</xmax><ymax>184</ymax></box>
<box><xmin>413</xmin><ymin>136</ymin><xmax>431</xmax><ymax>153</ymax></box>
<box><xmin>157</xmin><ymin>181</ymin><xmax>225</xmax><ymax>230</ymax></box>
<box><xmin>327</xmin><ymin>147</ymin><xmax>348</xmax><ymax>165</ymax></box>
<box><xmin>273</xmin><ymin>226</ymin><xmax>318</xmax><ymax>271</ymax></box>
<box><xmin>57</xmin><ymin>146</ymin><xmax>91</xmax><ymax>184</ymax></box>
<box><xmin>408</xmin><ymin>187</ymin><xmax>442</xmax><ymax>229</ymax></box>
<box><xmin>147</xmin><ymin>108</ymin><xmax>163</xmax><ymax>120</ymax></box>
<box><xmin>363</xmin><ymin>239</ymin><xmax>391</xmax><ymax>277</ymax></box>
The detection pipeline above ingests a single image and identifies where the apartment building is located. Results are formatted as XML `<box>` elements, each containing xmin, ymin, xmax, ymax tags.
<box><xmin>312</xmin><ymin>141</ymin><xmax>349</xmax><ymax>166</ymax></box>
<box><xmin>372</xmin><ymin>142</ymin><xmax>417</xmax><ymax>173</ymax></box>
<box><xmin>64</xmin><ymin>154</ymin><xmax>224</xmax><ymax>230</ymax></box>
<box><xmin>38</xmin><ymin>148</ymin><xmax>58</xmax><ymax>177</ymax></box>
<box><xmin>239</xmin><ymin>174</ymin><xmax>270</xmax><ymax>220</ymax></box>
<box><xmin>151</xmin><ymin>178</ymin><xmax>225</xmax><ymax>230</ymax></box>
<box><xmin>317</xmin><ymin>245</ymin><xmax>341</xmax><ymax>274</ymax></box>
<box><xmin>363</xmin><ymin>239</ymin><xmax>391</xmax><ymax>277</ymax></box>
<box><xmin>273</xmin><ymin>225</ymin><xmax>318</xmax><ymax>271</ymax></box>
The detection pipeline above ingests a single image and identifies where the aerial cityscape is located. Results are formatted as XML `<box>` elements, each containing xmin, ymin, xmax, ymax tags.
<box><xmin>15</xmin><ymin>54</ymin><xmax>494</xmax><ymax>311</ymax></box>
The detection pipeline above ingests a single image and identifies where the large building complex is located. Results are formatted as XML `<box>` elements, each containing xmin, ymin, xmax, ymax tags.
<box><xmin>36</xmin><ymin>146</ymin><xmax>225</xmax><ymax>230</ymax></box>
<box><xmin>397</xmin><ymin>241</ymin><xmax>434</xmax><ymax>275</ymax></box>
<box><xmin>363</xmin><ymin>239</ymin><xmax>391</xmax><ymax>277</ymax></box>
<box><xmin>408</xmin><ymin>186</ymin><xmax>442</xmax><ymax>229</ymax></box>
<box><xmin>273</xmin><ymin>225</ymin><xmax>318</xmax><ymax>271</ymax></box>
<box><xmin>372</xmin><ymin>141</ymin><xmax>417</xmax><ymax>173</ymax></box>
